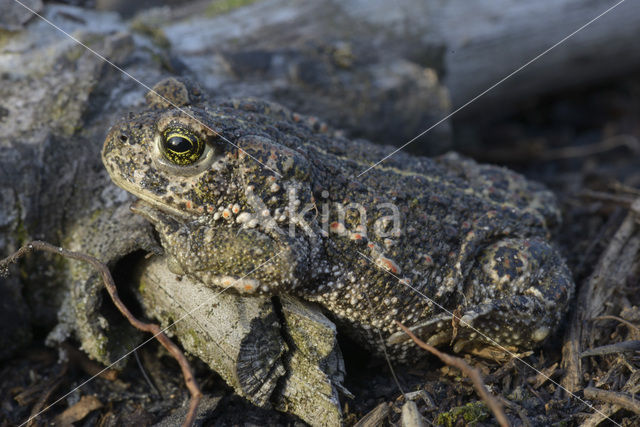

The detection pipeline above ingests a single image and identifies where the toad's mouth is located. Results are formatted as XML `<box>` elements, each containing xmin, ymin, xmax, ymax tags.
<box><xmin>130</xmin><ymin>197</ymin><xmax>191</xmax><ymax>225</ymax></box>
<box><xmin>103</xmin><ymin>159</ymin><xmax>194</xmax><ymax>222</ymax></box>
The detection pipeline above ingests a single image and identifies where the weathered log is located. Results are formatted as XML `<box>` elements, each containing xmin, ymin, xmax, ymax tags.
<box><xmin>275</xmin><ymin>295</ymin><xmax>345</xmax><ymax>425</ymax></box>
<box><xmin>418</xmin><ymin>0</ymin><xmax>640</xmax><ymax>115</ymax></box>
<box><xmin>136</xmin><ymin>256</ymin><xmax>287</xmax><ymax>408</ymax></box>
<box><xmin>136</xmin><ymin>258</ymin><xmax>345</xmax><ymax>426</ymax></box>
<box><xmin>161</xmin><ymin>0</ymin><xmax>640</xmax><ymax>121</ymax></box>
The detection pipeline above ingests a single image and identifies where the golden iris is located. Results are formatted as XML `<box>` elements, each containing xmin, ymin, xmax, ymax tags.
<box><xmin>161</xmin><ymin>126</ymin><xmax>204</xmax><ymax>165</ymax></box>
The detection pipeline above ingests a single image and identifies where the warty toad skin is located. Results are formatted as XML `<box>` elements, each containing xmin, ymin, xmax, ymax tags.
<box><xmin>102</xmin><ymin>78</ymin><xmax>573</xmax><ymax>361</ymax></box>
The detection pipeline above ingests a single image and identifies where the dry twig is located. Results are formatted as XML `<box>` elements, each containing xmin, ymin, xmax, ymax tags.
<box><xmin>584</xmin><ymin>387</ymin><xmax>640</xmax><ymax>415</ymax></box>
<box><xmin>395</xmin><ymin>321</ymin><xmax>509</xmax><ymax>427</ymax></box>
<box><xmin>354</xmin><ymin>402</ymin><xmax>391</xmax><ymax>427</ymax></box>
<box><xmin>0</xmin><ymin>241</ymin><xmax>202</xmax><ymax>427</ymax></box>
<box><xmin>581</xmin><ymin>341</ymin><xmax>640</xmax><ymax>358</ymax></box>
<box><xmin>527</xmin><ymin>362</ymin><xmax>559</xmax><ymax>389</ymax></box>
<box><xmin>470</xmin><ymin>134</ymin><xmax>640</xmax><ymax>164</ymax></box>
<box><xmin>594</xmin><ymin>315</ymin><xmax>640</xmax><ymax>339</ymax></box>
<box><xmin>20</xmin><ymin>363</ymin><xmax>68</xmax><ymax>427</ymax></box>
<box><xmin>579</xmin><ymin>190</ymin><xmax>637</xmax><ymax>209</ymax></box>
<box><xmin>561</xmin><ymin>200</ymin><xmax>640</xmax><ymax>392</ymax></box>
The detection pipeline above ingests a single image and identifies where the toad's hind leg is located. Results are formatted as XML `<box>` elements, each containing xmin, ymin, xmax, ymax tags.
<box><xmin>388</xmin><ymin>237</ymin><xmax>573</xmax><ymax>355</ymax></box>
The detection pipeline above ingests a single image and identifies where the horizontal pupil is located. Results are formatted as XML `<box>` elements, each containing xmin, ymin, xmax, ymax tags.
<box><xmin>167</xmin><ymin>136</ymin><xmax>193</xmax><ymax>153</ymax></box>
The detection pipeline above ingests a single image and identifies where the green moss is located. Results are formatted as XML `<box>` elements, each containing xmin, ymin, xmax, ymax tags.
<box><xmin>138</xmin><ymin>275</ymin><xmax>147</xmax><ymax>295</ymax></box>
<box><xmin>436</xmin><ymin>402</ymin><xmax>489</xmax><ymax>427</ymax></box>
<box><xmin>94</xmin><ymin>333</ymin><xmax>109</xmax><ymax>359</ymax></box>
<box><xmin>205</xmin><ymin>0</ymin><xmax>259</xmax><ymax>17</ymax></box>
<box><xmin>15</xmin><ymin>220</ymin><xmax>28</xmax><ymax>245</ymax></box>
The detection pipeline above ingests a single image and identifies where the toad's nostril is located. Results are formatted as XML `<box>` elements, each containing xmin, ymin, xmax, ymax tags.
<box><xmin>119</xmin><ymin>134</ymin><xmax>128</xmax><ymax>143</ymax></box>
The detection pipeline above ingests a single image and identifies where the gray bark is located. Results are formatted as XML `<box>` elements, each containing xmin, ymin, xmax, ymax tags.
<box><xmin>136</xmin><ymin>257</ymin><xmax>287</xmax><ymax>408</ymax></box>
<box><xmin>162</xmin><ymin>0</ymin><xmax>640</xmax><ymax>120</ymax></box>
<box><xmin>136</xmin><ymin>259</ymin><xmax>345</xmax><ymax>425</ymax></box>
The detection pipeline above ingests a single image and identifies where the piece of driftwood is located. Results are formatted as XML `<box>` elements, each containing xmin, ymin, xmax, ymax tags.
<box><xmin>136</xmin><ymin>256</ymin><xmax>286</xmax><ymax>408</ymax></box>
<box><xmin>422</xmin><ymin>0</ymin><xmax>640</xmax><ymax>115</ymax></box>
<box><xmin>274</xmin><ymin>295</ymin><xmax>345</xmax><ymax>426</ymax></box>
<box><xmin>136</xmin><ymin>257</ymin><xmax>346</xmax><ymax>426</ymax></box>
<box><xmin>561</xmin><ymin>198</ymin><xmax>640</xmax><ymax>392</ymax></box>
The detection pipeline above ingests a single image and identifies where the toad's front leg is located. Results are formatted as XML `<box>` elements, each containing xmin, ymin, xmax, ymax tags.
<box><xmin>132</xmin><ymin>199</ymin><xmax>322</xmax><ymax>294</ymax></box>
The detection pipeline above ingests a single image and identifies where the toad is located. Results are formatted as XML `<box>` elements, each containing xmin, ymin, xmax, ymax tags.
<box><xmin>102</xmin><ymin>78</ymin><xmax>573</xmax><ymax>361</ymax></box>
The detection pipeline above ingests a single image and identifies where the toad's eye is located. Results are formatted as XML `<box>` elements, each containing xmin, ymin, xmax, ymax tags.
<box><xmin>161</xmin><ymin>127</ymin><xmax>204</xmax><ymax>165</ymax></box>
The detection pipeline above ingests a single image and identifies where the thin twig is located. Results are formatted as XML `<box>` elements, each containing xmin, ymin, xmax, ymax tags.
<box><xmin>581</xmin><ymin>341</ymin><xmax>640</xmax><ymax>358</ymax></box>
<box><xmin>0</xmin><ymin>241</ymin><xmax>202</xmax><ymax>426</ymax></box>
<box><xmin>395</xmin><ymin>321</ymin><xmax>510</xmax><ymax>427</ymax></box>
<box><xmin>579</xmin><ymin>190</ymin><xmax>637</xmax><ymax>209</ymax></box>
<box><xmin>24</xmin><ymin>363</ymin><xmax>68</xmax><ymax>427</ymax></box>
<box><xmin>134</xmin><ymin>350</ymin><xmax>162</xmax><ymax>398</ymax></box>
<box><xmin>538</xmin><ymin>135</ymin><xmax>640</xmax><ymax>161</ymax></box>
<box><xmin>469</xmin><ymin>134</ymin><xmax>640</xmax><ymax>164</ymax></box>
<box><xmin>594</xmin><ymin>315</ymin><xmax>640</xmax><ymax>338</ymax></box>
<box><xmin>527</xmin><ymin>362</ymin><xmax>559</xmax><ymax>389</ymax></box>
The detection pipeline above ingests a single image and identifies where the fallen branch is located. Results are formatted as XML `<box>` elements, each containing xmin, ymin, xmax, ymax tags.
<box><xmin>395</xmin><ymin>321</ymin><xmax>509</xmax><ymax>427</ymax></box>
<box><xmin>584</xmin><ymin>387</ymin><xmax>640</xmax><ymax>415</ymax></box>
<box><xmin>0</xmin><ymin>241</ymin><xmax>202</xmax><ymax>427</ymax></box>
